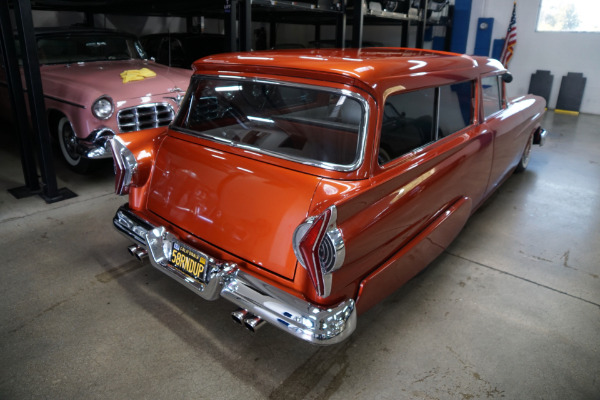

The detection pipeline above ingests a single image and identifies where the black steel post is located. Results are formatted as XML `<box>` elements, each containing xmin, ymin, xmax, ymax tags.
<box><xmin>0</xmin><ymin>0</ymin><xmax>40</xmax><ymax>198</ymax></box>
<box><xmin>445</xmin><ymin>4</ymin><xmax>454</xmax><ymax>52</ymax></box>
<box><xmin>239</xmin><ymin>0</ymin><xmax>252</xmax><ymax>51</ymax></box>
<box><xmin>13</xmin><ymin>0</ymin><xmax>75</xmax><ymax>203</ymax></box>
<box><xmin>84</xmin><ymin>11</ymin><xmax>94</xmax><ymax>27</ymax></box>
<box><xmin>401</xmin><ymin>20</ymin><xmax>409</xmax><ymax>47</ymax></box>
<box><xmin>350</xmin><ymin>0</ymin><xmax>363</xmax><ymax>48</ymax></box>
<box><xmin>269</xmin><ymin>21</ymin><xmax>276</xmax><ymax>49</ymax></box>
<box><xmin>224</xmin><ymin>0</ymin><xmax>237</xmax><ymax>52</ymax></box>
<box><xmin>416</xmin><ymin>0</ymin><xmax>428</xmax><ymax>48</ymax></box>
<box><xmin>335</xmin><ymin>3</ymin><xmax>346</xmax><ymax>48</ymax></box>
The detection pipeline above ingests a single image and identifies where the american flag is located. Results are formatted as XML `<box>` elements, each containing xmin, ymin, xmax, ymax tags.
<box><xmin>500</xmin><ymin>2</ymin><xmax>517</xmax><ymax>67</ymax></box>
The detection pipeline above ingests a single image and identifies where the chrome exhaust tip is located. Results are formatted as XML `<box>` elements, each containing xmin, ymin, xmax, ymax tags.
<box><xmin>244</xmin><ymin>316</ymin><xmax>265</xmax><ymax>333</ymax></box>
<box><xmin>128</xmin><ymin>244</ymin><xmax>138</xmax><ymax>257</ymax></box>
<box><xmin>128</xmin><ymin>244</ymin><xmax>148</xmax><ymax>261</ymax></box>
<box><xmin>232</xmin><ymin>309</ymin><xmax>249</xmax><ymax>326</ymax></box>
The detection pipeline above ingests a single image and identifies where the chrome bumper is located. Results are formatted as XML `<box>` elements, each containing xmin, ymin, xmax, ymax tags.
<box><xmin>113</xmin><ymin>205</ymin><xmax>357</xmax><ymax>345</ymax></box>
<box><xmin>77</xmin><ymin>128</ymin><xmax>115</xmax><ymax>159</ymax></box>
<box><xmin>534</xmin><ymin>127</ymin><xmax>548</xmax><ymax>146</ymax></box>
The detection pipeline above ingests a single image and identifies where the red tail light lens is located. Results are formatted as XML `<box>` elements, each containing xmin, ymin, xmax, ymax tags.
<box><xmin>110</xmin><ymin>136</ymin><xmax>137</xmax><ymax>195</ymax></box>
<box><xmin>293</xmin><ymin>206</ymin><xmax>345</xmax><ymax>298</ymax></box>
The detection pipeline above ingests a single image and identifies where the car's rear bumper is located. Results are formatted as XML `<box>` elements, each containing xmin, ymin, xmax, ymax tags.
<box><xmin>533</xmin><ymin>127</ymin><xmax>548</xmax><ymax>146</ymax></box>
<box><xmin>78</xmin><ymin>128</ymin><xmax>115</xmax><ymax>159</ymax></box>
<box><xmin>113</xmin><ymin>204</ymin><xmax>357</xmax><ymax>345</ymax></box>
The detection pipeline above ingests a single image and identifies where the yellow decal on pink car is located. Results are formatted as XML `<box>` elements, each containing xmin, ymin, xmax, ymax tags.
<box><xmin>120</xmin><ymin>68</ymin><xmax>156</xmax><ymax>83</ymax></box>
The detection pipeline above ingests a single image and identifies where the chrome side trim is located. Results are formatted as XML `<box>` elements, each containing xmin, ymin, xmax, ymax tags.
<box><xmin>44</xmin><ymin>94</ymin><xmax>86</xmax><ymax>109</ymax></box>
<box><xmin>113</xmin><ymin>205</ymin><xmax>357</xmax><ymax>345</ymax></box>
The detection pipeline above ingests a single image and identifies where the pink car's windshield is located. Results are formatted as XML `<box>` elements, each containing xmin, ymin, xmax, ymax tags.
<box><xmin>173</xmin><ymin>76</ymin><xmax>366</xmax><ymax>170</ymax></box>
<box><xmin>36</xmin><ymin>34</ymin><xmax>146</xmax><ymax>65</ymax></box>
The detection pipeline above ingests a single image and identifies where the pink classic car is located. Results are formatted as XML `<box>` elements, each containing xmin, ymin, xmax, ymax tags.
<box><xmin>1</xmin><ymin>28</ymin><xmax>191</xmax><ymax>172</ymax></box>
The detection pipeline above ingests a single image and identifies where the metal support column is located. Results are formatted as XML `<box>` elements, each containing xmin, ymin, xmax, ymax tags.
<box><xmin>314</xmin><ymin>24</ymin><xmax>321</xmax><ymax>47</ymax></box>
<box><xmin>335</xmin><ymin>2</ymin><xmax>346</xmax><ymax>49</ymax></box>
<box><xmin>351</xmin><ymin>0</ymin><xmax>363</xmax><ymax>48</ymax></box>
<box><xmin>401</xmin><ymin>20</ymin><xmax>409</xmax><ymax>47</ymax></box>
<box><xmin>416</xmin><ymin>0</ymin><xmax>428</xmax><ymax>49</ymax></box>
<box><xmin>13</xmin><ymin>0</ymin><xmax>75</xmax><ymax>203</ymax></box>
<box><xmin>239</xmin><ymin>0</ymin><xmax>252</xmax><ymax>51</ymax></box>
<box><xmin>224</xmin><ymin>0</ymin><xmax>237</xmax><ymax>52</ymax></box>
<box><xmin>0</xmin><ymin>0</ymin><xmax>40</xmax><ymax>198</ymax></box>
<box><xmin>444</xmin><ymin>4</ymin><xmax>454</xmax><ymax>52</ymax></box>
<box><xmin>269</xmin><ymin>21</ymin><xmax>276</xmax><ymax>49</ymax></box>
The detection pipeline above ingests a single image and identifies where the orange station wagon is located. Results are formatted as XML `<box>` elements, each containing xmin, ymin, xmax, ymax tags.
<box><xmin>111</xmin><ymin>48</ymin><xmax>546</xmax><ymax>344</ymax></box>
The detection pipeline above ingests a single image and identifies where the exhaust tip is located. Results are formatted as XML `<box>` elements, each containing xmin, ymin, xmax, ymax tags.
<box><xmin>244</xmin><ymin>316</ymin><xmax>265</xmax><ymax>333</ymax></box>
<box><xmin>134</xmin><ymin>248</ymin><xmax>148</xmax><ymax>261</ymax></box>
<box><xmin>232</xmin><ymin>309</ymin><xmax>249</xmax><ymax>326</ymax></box>
<box><xmin>128</xmin><ymin>244</ymin><xmax>138</xmax><ymax>257</ymax></box>
<box><xmin>128</xmin><ymin>245</ymin><xmax>148</xmax><ymax>261</ymax></box>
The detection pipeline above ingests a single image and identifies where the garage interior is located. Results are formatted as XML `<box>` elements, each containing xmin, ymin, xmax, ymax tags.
<box><xmin>1</xmin><ymin>0</ymin><xmax>599</xmax><ymax>399</ymax></box>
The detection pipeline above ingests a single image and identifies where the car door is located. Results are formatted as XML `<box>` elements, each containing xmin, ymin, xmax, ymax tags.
<box><xmin>332</xmin><ymin>81</ymin><xmax>494</xmax><ymax>311</ymax></box>
<box><xmin>482</xmin><ymin>74</ymin><xmax>532</xmax><ymax>193</ymax></box>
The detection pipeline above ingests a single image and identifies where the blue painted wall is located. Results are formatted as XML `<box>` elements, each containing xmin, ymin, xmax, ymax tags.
<box><xmin>450</xmin><ymin>0</ymin><xmax>472</xmax><ymax>54</ymax></box>
<box><xmin>474</xmin><ymin>17</ymin><xmax>494</xmax><ymax>56</ymax></box>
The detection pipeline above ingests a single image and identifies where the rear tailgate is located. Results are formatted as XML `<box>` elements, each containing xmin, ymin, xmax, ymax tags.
<box><xmin>146</xmin><ymin>135</ymin><xmax>321</xmax><ymax>280</ymax></box>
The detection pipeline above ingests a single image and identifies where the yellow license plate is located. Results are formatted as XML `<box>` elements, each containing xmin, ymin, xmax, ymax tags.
<box><xmin>169</xmin><ymin>241</ymin><xmax>209</xmax><ymax>282</ymax></box>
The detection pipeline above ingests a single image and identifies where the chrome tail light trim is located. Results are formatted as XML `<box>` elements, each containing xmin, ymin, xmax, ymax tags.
<box><xmin>113</xmin><ymin>205</ymin><xmax>356</xmax><ymax>345</ymax></box>
<box><xmin>292</xmin><ymin>205</ymin><xmax>346</xmax><ymax>298</ymax></box>
<box><xmin>109</xmin><ymin>136</ymin><xmax>137</xmax><ymax>195</ymax></box>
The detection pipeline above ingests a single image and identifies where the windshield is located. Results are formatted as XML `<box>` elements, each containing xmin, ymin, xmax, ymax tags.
<box><xmin>36</xmin><ymin>34</ymin><xmax>146</xmax><ymax>64</ymax></box>
<box><xmin>173</xmin><ymin>77</ymin><xmax>366</xmax><ymax>170</ymax></box>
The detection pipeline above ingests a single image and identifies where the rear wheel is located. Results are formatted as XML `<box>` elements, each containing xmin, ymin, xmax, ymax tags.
<box><xmin>58</xmin><ymin>116</ymin><xmax>90</xmax><ymax>173</ymax></box>
<box><xmin>515</xmin><ymin>133</ymin><xmax>534</xmax><ymax>173</ymax></box>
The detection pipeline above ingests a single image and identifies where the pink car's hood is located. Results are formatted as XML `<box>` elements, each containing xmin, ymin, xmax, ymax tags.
<box><xmin>40</xmin><ymin>60</ymin><xmax>191</xmax><ymax>107</ymax></box>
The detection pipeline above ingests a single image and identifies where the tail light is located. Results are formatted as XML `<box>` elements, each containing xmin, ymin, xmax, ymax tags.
<box><xmin>110</xmin><ymin>136</ymin><xmax>137</xmax><ymax>195</ymax></box>
<box><xmin>293</xmin><ymin>206</ymin><xmax>345</xmax><ymax>298</ymax></box>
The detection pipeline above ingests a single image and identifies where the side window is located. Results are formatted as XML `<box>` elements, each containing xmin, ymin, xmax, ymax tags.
<box><xmin>482</xmin><ymin>76</ymin><xmax>502</xmax><ymax>118</ymax></box>
<box><xmin>438</xmin><ymin>81</ymin><xmax>473</xmax><ymax>137</ymax></box>
<box><xmin>378</xmin><ymin>88</ymin><xmax>435</xmax><ymax>164</ymax></box>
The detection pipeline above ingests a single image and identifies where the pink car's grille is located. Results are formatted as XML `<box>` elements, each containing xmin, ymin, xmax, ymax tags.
<box><xmin>117</xmin><ymin>103</ymin><xmax>174</xmax><ymax>133</ymax></box>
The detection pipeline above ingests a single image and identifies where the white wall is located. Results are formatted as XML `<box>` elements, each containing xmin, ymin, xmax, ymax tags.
<box><xmin>467</xmin><ymin>0</ymin><xmax>600</xmax><ymax>114</ymax></box>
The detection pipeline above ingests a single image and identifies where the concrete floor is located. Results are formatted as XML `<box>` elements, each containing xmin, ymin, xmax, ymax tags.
<box><xmin>1</xmin><ymin>111</ymin><xmax>599</xmax><ymax>400</ymax></box>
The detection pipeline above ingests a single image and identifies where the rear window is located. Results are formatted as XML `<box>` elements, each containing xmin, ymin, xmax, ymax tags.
<box><xmin>173</xmin><ymin>77</ymin><xmax>366</xmax><ymax>170</ymax></box>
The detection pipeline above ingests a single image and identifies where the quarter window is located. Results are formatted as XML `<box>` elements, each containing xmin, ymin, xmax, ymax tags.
<box><xmin>378</xmin><ymin>80</ymin><xmax>474</xmax><ymax>165</ymax></box>
<box><xmin>378</xmin><ymin>88</ymin><xmax>435</xmax><ymax>164</ymax></box>
<box><xmin>482</xmin><ymin>76</ymin><xmax>502</xmax><ymax>119</ymax></box>
<box><xmin>438</xmin><ymin>81</ymin><xmax>473</xmax><ymax>137</ymax></box>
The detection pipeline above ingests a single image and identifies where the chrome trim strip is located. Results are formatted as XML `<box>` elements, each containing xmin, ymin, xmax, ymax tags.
<box><xmin>172</xmin><ymin>75</ymin><xmax>370</xmax><ymax>173</ymax></box>
<box><xmin>112</xmin><ymin>205</ymin><xmax>357</xmax><ymax>344</ymax></box>
<box><xmin>44</xmin><ymin>94</ymin><xmax>86</xmax><ymax>109</ymax></box>
<box><xmin>76</xmin><ymin>127</ymin><xmax>115</xmax><ymax>159</ymax></box>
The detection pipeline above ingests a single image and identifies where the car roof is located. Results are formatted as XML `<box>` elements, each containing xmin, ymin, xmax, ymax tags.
<box><xmin>195</xmin><ymin>48</ymin><xmax>505</xmax><ymax>97</ymax></box>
